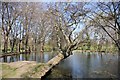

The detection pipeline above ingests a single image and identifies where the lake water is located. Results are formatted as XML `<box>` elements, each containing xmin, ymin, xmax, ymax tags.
<box><xmin>0</xmin><ymin>51</ymin><xmax>118</xmax><ymax>78</ymax></box>
<box><xmin>0</xmin><ymin>52</ymin><xmax>57</xmax><ymax>63</ymax></box>
<box><xmin>45</xmin><ymin>52</ymin><xmax>118</xmax><ymax>78</ymax></box>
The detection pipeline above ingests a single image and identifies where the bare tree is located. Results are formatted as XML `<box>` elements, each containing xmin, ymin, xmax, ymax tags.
<box><xmin>1</xmin><ymin>2</ymin><xmax>20</xmax><ymax>53</ymax></box>
<box><xmin>87</xmin><ymin>2</ymin><xmax>120</xmax><ymax>52</ymax></box>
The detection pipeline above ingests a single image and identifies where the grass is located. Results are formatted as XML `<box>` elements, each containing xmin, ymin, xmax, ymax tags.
<box><xmin>1</xmin><ymin>61</ymin><xmax>42</xmax><ymax>78</ymax></box>
<box><xmin>77</xmin><ymin>45</ymin><xmax>118</xmax><ymax>52</ymax></box>
<box><xmin>21</xmin><ymin>63</ymin><xmax>47</xmax><ymax>78</ymax></box>
<box><xmin>2</xmin><ymin>64</ymin><xmax>16</xmax><ymax>78</ymax></box>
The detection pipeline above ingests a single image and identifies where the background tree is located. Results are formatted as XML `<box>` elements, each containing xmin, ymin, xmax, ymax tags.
<box><xmin>87</xmin><ymin>2</ymin><xmax>120</xmax><ymax>51</ymax></box>
<box><xmin>1</xmin><ymin>2</ymin><xmax>20</xmax><ymax>52</ymax></box>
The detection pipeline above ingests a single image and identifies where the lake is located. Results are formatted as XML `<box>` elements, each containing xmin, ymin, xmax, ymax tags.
<box><xmin>0</xmin><ymin>52</ymin><xmax>57</xmax><ymax>63</ymax></box>
<box><xmin>46</xmin><ymin>52</ymin><xmax>118</xmax><ymax>78</ymax></box>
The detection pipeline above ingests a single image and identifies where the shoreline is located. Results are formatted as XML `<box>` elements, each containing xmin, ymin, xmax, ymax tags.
<box><xmin>0</xmin><ymin>50</ymin><xmax>118</xmax><ymax>58</ymax></box>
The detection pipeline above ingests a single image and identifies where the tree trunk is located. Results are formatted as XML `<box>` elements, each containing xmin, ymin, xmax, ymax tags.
<box><xmin>4</xmin><ymin>36</ymin><xmax>8</xmax><ymax>53</ymax></box>
<box><xmin>19</xmin><ymin>41</ymin><xmax>21</xmax><ymax>52</ymax></box>
<box><xmin>25</xmin><ymin>35</ymin><xmax>28</xmax><ymax>52</ymax></box>
<box><xmin>40</xmin><ymin>41</ymin><xmax>44</xmax><ymax>54</ymax></box>
<box><xmin>11</xmin><ymin>42</ymin><xmax>14</xmax><ymax>52</ymax></box>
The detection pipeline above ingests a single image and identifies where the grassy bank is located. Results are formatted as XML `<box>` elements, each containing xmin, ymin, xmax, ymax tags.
<box><xmin>1</xmin><ymin>61</ymin><xmax>42</xmax><ymax>78</ymax></box>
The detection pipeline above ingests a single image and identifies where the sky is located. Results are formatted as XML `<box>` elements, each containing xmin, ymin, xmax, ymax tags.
<box><xmin>1</xmin><ymin>0</ymin><xmax>119</xmax><ymax>2</ymax></box>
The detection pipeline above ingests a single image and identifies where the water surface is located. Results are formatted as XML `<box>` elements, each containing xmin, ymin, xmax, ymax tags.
<box><xmin>0</xmin><ymin>52</ymin><xmax>57</xmax><ymax>63</ymax></box>
<box><xmin>46</xmin><ymin>52</ymin><xmax>118</xmax><ymax>78</ymax></box>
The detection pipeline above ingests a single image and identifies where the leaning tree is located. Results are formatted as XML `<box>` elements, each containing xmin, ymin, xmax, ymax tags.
<box><xmin>48</xmin><ymin>3</ymin><xmax>90</xmax><ymax>58</ymax></box>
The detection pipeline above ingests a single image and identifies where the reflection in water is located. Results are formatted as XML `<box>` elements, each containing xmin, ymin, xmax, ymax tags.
<box><xmin>84</xmin><ymin>53</ymin><xmax>90</xmax><ymax>78</ymax></box>
<box><xmin>0</xmin><ymin>52</ymin><xmax>57</xmax><ymax>63</ymax></box>
<box><xmin>20</xmin><ymin>54</ymin><xmax>23</xmax><ymax>61</ymax></box>
<box><xmin>44</xmin><ymin>54</ymin><xmax>49</xmax><ymax>62</ymax></box>
<box><xmin>10</xmin><ymin>56</ymin><xmax>14</xmax><ymax>62</ymax></box>
<box><xmin>40</xmin><ymin>53</ymin><xmax>44</xmax><ymax>62</ymax></box>
<box><xmin>46</xmin><ymin>52</ymin><xmax>118</xmax><ymax>78</ymax></box>
<box><xmin>3</xmin><ymin>56</ymin><xmax>7</xmax><ymax>62</ymax></box>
